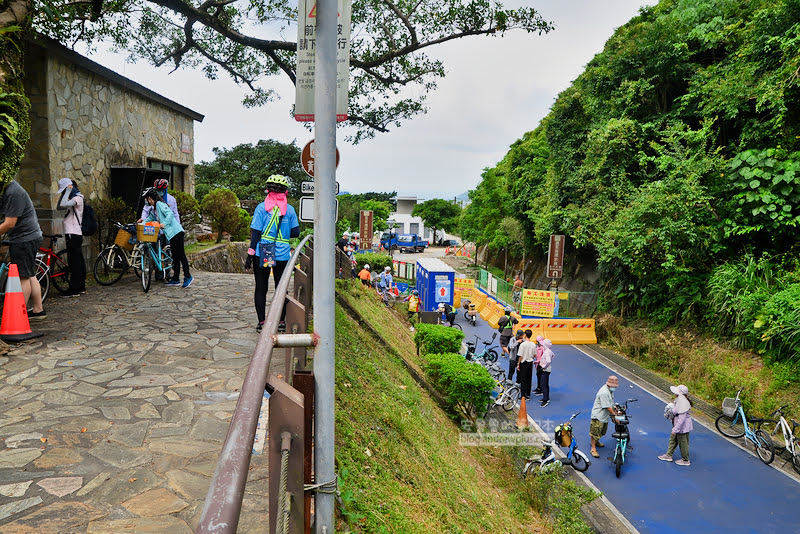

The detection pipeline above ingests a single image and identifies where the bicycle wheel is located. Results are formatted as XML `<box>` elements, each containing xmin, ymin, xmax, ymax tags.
<box><xmin>35</xmin><ymin>258</ymin><xmax>50</xmax><ymax>303</ymax></box>
<box><xmin>715</xmin><ymin>414</ymin><xmax>746</xmax><ymax>438</ymax></box>
<box><xmin>792</xmin><ymin>443</ymin><xmax>800</xmax><ymax>475</ymax></box>
<box><xmin>50</xmin><ymin>250</ymin><xmax>71</xmax><ymax>294</ymax></box>
<box><xmin>502</xmin><ymin>386</ymin><xmax>520</xmax><ymax>411</ymax></box>
<box><xmin>614</xmin><ymin>452</ymin><xmax>622</xmax><ymax>478</ymax></box>
<box><xmin>451</xmin><ymin>323</ymin><xmax>462</xmax><ymax>330</ymax></box>
<box><xmin>140</xmin><ymin>251</ymin><xmax>153</xmax><ymax>292</ymax></box>
<box><xmin>93</xmin><ymin>247</ymin><xmax>126</xmax><ymax>285</ymax></box>
<box><xmin>160</xmin><ymin>244</ymin><xmax>173</xmax><ymax>280</ymax></box>
<box><xmin>383</xmin><ymin>293</ymin><xmax>396</xmax><ymax>308</ymax></box>
<box><xmin>571</xmin><ymin>450</ymin><xmax>590</xmax><ymax>472</ymax></box>
<box><xmin>754</xmin><ymin>429</ymin><xmax>775</xmax><ymax>464</ymax></box>
<box><xmin>131</xmin><ymin>244</ymin><xmax>142</xmax><ymax>277</ymax></box>
<box><xmin>485</xmin><ymin>348</ymin><xmax>498</xmax><ymax>363</ymax></box>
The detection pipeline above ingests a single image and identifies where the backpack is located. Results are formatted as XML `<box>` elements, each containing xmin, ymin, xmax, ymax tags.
<box><xmin>76</xmin><ymin>201</ymin><xmax>98</xmax><ymax>236</ymax></box>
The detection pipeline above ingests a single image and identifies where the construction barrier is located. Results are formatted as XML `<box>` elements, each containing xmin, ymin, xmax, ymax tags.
<box><xmin>510</xmin><ymin>318</ymin><xmax>596</xmax><ymax>344</ymax></box>
<box><xmin>479</xmin><ymin>300</ymin><xmax>495</xmax><ymax>322</ymax></box>
<box><xmin>453</xmin><ymin>289</ymin><xmax>461</xmax><ymax>309</ymax></box>
<box><xmin>570</xmin><ymin>320</ymin><xmax>597</xmax><ymax>344</ymax></box>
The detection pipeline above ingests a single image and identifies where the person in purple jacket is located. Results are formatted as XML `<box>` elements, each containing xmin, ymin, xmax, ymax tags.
<box><xmin>658</xmin><ymin>384</ymin><xmax>694</xmax><ymax>466</ymax></box>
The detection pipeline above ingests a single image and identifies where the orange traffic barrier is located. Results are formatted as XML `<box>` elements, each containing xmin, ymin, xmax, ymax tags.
<box><xmin>479</xmin><ymin>305</ymin><xmax>494</xmax><ymax>322</ymax></box>
<box><xmin>516</xmin><ymin>397</ymin><xmax>529</xmax><ymax>428</ymax></box>
<box><xmin>0</xmin><ymin>264</ymin><xmax>43</xmax><ymax>342</ymax></box>
<box><xmin>453</xmin><ymin>289</ymin><xmax>461</xmax><ymax>308</ymax></box>
<box><xmin>570</xmin><ymin>320</ymin><xmax>597</xmax><ymax>344</ymax></box>
<box><xmin>541</xmin><ymin>319</ymin><xmax>572</xmax><ymax>344</ymax></box>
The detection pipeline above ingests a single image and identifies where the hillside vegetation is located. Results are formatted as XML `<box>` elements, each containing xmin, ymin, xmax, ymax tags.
<box><xmin>333</xmin><ymin>281</ymin><xmax>597</xmax><ymax>533</ymax></box>
<box><xmin>462</xmin><ymin>0</ymin><xmax>800</xmax><ymax>366</ymax></box>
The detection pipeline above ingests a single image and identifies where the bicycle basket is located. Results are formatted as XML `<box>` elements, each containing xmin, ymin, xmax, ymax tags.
<box><xmin>722</xmin><ymin>397</ymin><xmax>737</xmax><ymax>417</ymax></box>
<box><xmin>136</xmin><ymin>223</ymin><xmax>159</xmax><ymax>243</ymax></box>
<box><xmin>115</xmin><ymin>228</ymin><xmax>135</xmax><ymax>251</ymax></box>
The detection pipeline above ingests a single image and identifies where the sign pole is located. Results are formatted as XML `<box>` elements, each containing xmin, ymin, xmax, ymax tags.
<box><xmin>313</xmin><ymin>0</ymin><xmax>337</xmax><ymax>531</ymax></box>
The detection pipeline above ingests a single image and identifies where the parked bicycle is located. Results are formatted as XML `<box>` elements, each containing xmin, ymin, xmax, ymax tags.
<box><xmin>715</xmin><ymin>387</ymin><xmax>775</xmax><ymax>464</ymax></box>
<box><xmin>611</xmin><ymin>399</ymin><xmax>637</xmax><ymax>478</ymax></box>
<box><xmin>759</xmin><ymin>405</ymin><xmax>800</xmax><ymax>474</ymax></box>
<box><xmin>463</xmin><ymin>333</ymin><xmax>499</xmax><ymax>363</ymax></box>
<box><xmin>523</xmin><ymin>412</ymin><xmax>591</xmax><ymax>476</ymax></box>
<box><xmin>38</xmin><ymin>234</ymin><xmax>71</xmax><ymax>295</ymax></box>
<box><xmin>488</xmin><ymin>377</ymin><xmax>521</xmax><ymax>412</ymax></box>
<box><xmin>136</xmin><ymin>223</ymin><xmax>173</xmax><ymax>292</ymax></box>
<box><xmin>93</xmin><ymin>221</ymin><xmax>143</xmax><ymax>285</ymax></box>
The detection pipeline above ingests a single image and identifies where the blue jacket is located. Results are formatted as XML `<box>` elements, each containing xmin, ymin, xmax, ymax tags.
<box><xmin>145</xmin><ymin>201</ymin><xmax>184</xmax><ymax>241</ymax></box>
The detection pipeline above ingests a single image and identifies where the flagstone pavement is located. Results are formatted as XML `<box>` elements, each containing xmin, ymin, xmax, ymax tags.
<box><xmin>0</xmin><ymin>271</ymin><xmax>277</xmax><ymax>533</ymax></box>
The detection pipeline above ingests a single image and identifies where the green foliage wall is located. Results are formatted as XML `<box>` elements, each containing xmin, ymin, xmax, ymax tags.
<box><xmin>463</xmin><ymin>0</ymin><xmax>800</xmax><ymax>335</ymax></box>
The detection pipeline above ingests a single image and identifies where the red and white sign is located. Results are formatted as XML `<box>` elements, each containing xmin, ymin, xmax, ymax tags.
<box><xmin>547</xmin><ymin>234</ymin><xmax>565</xmax><ymax>279</ymax></box>
<box><xmin>301</xmin><ymin>140</ymin><xmax>340</xmax><ymax>178</ymax></box>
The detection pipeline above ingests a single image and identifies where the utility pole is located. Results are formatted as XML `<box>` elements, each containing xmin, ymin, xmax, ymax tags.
<box><xmin>313</xmin><ymin>0</ymin><xmax>337</xmax><ymax>531</ymax></box>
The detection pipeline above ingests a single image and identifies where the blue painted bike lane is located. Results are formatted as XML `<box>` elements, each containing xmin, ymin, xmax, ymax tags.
<box><xmin>457</xmin><ymin>316</ymin><xmax>800</xmax><ymax>533</ymax></box>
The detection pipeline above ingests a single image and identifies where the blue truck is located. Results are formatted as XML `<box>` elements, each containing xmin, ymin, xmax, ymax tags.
<box><xmin>397</xmin><ymin>234</ymin><xmax>429</xmax><ymax>253</ymax></box>
<box><xmin>380</xmin><ymin>232</ymin><xmax>399</xmax><ymax>249</ymax></box>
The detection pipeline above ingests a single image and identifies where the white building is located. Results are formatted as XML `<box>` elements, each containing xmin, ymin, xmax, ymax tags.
<box><xmin>387</xmin><ymin>196</ymin><xmax>433</xmax><ymax>241</ymax></box>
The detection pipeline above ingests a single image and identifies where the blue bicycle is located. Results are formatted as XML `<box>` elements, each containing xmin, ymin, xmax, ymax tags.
<box><xmin>136</xmin><ymin>224</ymin><xmax>173</xmax><ymax>293</ymax></box>
<box><xmin>611</xmin><ymin>399</ymin><xmax>637</xmax><ymax>478</ymax></box>
<box><xmin>715</xmin><ymin>387</ymin><xmax>775</xmax><ymax>464</ymax></box>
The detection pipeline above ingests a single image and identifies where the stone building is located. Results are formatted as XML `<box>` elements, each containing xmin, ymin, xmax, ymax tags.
<box><xmin>17</xmin><ymin>34</ymin><xmax>204</xmax><ymax>237</ymax></box>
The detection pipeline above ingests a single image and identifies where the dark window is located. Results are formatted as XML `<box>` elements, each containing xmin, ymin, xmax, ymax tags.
<box><xmin>147</xmin><ymin>159</ymin><xmax>187</xmax><ymax>191</ymax></box>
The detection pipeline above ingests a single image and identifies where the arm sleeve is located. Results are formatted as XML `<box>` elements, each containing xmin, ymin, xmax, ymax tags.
<box><xmin>59</xmin><ymin>192</ymin><xmax>77</xmax><ymax>208</ymax></box>
<box><xmin>249</xmin><ymin>229</ymin><xmax>261</xmax><ymax>251</ymax></box>
<box><xmin>290</xmin><ymin>225</ymin><xmax>300</xmax><ymax>238</ymax></box>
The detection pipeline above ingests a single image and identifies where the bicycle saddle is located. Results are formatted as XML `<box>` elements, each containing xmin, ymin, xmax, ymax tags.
<box><xmin>611</xmin><ymin>431</ymin><xmax>629</xmax><ymax>440</ymax></box>
<box><xmin>749</xmin><ymin>416</ymin><xmax>769</xmax><ymax>423</ymax></box>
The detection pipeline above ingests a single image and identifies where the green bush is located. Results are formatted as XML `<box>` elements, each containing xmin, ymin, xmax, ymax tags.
<box><xmin>201</xmin><ymin>188</ymin><xmax>242</xmax><ymax>243</ymax></box>
<box><xmin>94</xmin><ymin>196</ymin><xmax>136</xmax><ymax>247</ymax></box>
<box><xmin>354</xmin><ymin>252</ymin><xmax>392</xmax><ymax>274</ymax></box>
<box><xmin>171</xmin><ymin>189</ymin><xmax>200</xmax><ymax>228</ymax></box>
<box><xmin>414</xmin><ymin>323</ymin><xmax>464</xmax><ymax>355</ymax></box>
<box><xmin>424</xmin><ymin>352</ymin><xmax>494</xmax><ymax>422</ymax></box>
<box><xmin>706</xmin><ymin>363</ymin><xmax>758</xmax><ymax>411</ymax></box>
<box><xmin>756</xmin><ymin>283</ymin><xmax>800</xmax><ymax>363</ymax></box>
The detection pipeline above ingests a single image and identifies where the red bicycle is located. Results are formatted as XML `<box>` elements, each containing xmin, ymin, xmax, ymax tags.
<box><xmin>37</xmin><ymin>233</ymin><xmax>71</xmax><ymax>295</ymax></box>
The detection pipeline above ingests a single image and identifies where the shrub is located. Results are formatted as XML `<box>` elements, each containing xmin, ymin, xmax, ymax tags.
<box><xmin>201</xmin><ymin>188</ymin><xmax>241</xmax><ymax>243</ymax></box>
<box><xmin>94</xmin><ymin>196</ymin><xmax>135</xmax><ymax>247</ymax></box>
<box><xmin>424</xmin><ymin>352</ymin><xmax>494</xmax><ymax>422</ymax></box>
<box><xmin>171</xmin><ymin>189</ymin><xmax>200</xmax><ymax>228</ymax></box>
<box><xmin>756</xmin><ymin>283</ymin><xmax>800</xmax><ymax>363</ymax></box>
<box><xmin>414</xmin><ymin>323</ymin><xmax>464</xmax><ymax>355</ymax></box>
<box><xmin>354</xmin><ymin>252</ymin><xmax>392</xmax><ymax>274</ymax></box>
<box><xmin>233</xmin><ymin>207</ymin><xmax>252</xmax><ymax>241</ymax></box>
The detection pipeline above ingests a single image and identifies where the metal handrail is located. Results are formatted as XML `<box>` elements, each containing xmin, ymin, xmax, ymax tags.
<box><xmin>196</xmin><ymin>234</ymin><xmax>312</xmax><ymax>534</ymax></box>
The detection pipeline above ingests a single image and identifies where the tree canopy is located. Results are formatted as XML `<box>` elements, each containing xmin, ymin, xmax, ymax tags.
<box><xmin>412</xmin><ymin>198</ymin><xmax>460</xmax><ymax>242</ymax></box>
<box><xmin>194</xmin><ymin>139</ymin><xmax>304</xmax><ymax>201</ymax></box>
<box><xmin>462</xmin><ymin>0</ymin><xmax>800</xmax><ymax>324</ymax></box>
<box><xmin>21</xmin><ymin>0</ymin><xmax>552</xmax><ymax>143</ymax></box>
<box><xmin>336</xmin><ymin>192</ymin><xmax>395</xmax><ymax>235</ymax></box>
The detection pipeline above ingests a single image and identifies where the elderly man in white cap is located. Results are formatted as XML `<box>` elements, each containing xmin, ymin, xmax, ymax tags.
<box><xmin>590</xmin><ymin>375</ymin><xmax>619</xmax><ymax>458</ymax></box>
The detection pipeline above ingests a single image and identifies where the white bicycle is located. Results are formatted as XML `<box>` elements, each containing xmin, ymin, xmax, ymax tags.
<box><xmin>759</xmin><ymin>404</ymin><xmax>800</xmax><ymax>474</ymax></box>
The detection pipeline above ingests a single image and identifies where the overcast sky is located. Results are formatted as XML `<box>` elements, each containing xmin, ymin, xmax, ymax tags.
<box><xmin>86</xmin><ymin>0</ymin><xmax>654</xmax><ymax>200</ymax></box>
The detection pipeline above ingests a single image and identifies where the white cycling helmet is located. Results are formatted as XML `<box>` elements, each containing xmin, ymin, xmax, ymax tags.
<box><xmin>384</xmin><ymin>266</ymin><xmax>391</xmax><ymax>272</ymax></box>
<box><xmin>364</xmin><ymin>264</ymin><xmax>370</xmax><ymax>270</ymax></box>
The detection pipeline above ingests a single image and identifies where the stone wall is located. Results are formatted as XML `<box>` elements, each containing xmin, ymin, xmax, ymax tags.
<box><xmin>18</xmin><ymin>41</ymin><xmax>197</xmax><ymax>235</ymax></box>
<box><xmin>189</xmin><ymin>243</ymin><xmax>249</xmax><ymax>274</ymax></box>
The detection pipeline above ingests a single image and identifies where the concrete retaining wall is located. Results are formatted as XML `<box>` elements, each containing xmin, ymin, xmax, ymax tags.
<box><xmin>189</xmin><ymin>242</ymin><xmax>248</xmax><ymax>274</ymax></box>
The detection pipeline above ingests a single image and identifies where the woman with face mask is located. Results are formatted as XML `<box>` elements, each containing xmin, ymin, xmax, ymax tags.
<box><xmin>590</xmin><ymin>375</ymin><xmax>619</xmax><ymax>458</ymax></box>
<box><xmin>658</xmin><ymin>384</ymin><xmax>694</xmax><ymax>466</ymax></box>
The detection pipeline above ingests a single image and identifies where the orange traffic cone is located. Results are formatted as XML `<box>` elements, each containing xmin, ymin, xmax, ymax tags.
<box><xmin>0</xmin><ymin>264</ymin><xmax>43</xmax><ymax>342</ymax></box>
<box><xmin>516</xmin><ymin>397</ymin><xmax>529</xmax><ymax>428</ymax></box>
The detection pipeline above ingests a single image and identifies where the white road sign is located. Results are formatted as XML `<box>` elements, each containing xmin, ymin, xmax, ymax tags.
<box><xmin>301</xmin><ymin>181</ymin><xmax>340</xmax><ymax>195</ymax></box>
<box><xmin>299</xmin><ymin>196</ymin><xmax>339</xmax><ymax>223</ymax></box>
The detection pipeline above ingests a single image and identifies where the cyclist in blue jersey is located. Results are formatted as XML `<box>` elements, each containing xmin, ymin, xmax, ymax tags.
<box><xmin>245</xmin><ymin>175</ymin><xmax>300</xmax><ymax>333</ymax></box>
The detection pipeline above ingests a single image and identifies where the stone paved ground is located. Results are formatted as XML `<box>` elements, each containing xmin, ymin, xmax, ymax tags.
<box><xmin>0</xmin><ymin>271</ymin><xmax>276</xmax><ymax>533</ymax></box>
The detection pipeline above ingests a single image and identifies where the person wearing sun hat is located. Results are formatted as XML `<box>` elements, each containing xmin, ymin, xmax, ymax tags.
<box><xmin>57</xmin><ymin>178</ymin><xmax>87</xmax><ymax>295</ymax></box>
<box><xmin>590</xmin><ymin>375</ymin><xmax>619</xmax><ymax>458</ymax></box>
<box><xmin>658</xmin><ymin>384</ymin><xmax>694</xmax><ymax>466</ymax></box>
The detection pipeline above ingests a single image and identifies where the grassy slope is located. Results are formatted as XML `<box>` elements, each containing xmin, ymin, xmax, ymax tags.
<box><xmin>334</xmin><ymin>282</ymin><xmax>546</xmax><ymax>533</ymax></box>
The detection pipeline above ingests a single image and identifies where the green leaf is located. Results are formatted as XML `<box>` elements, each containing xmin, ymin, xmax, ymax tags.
<box><xmin>749</xmin><ymin>180</ymin><xmax>761</xmax><ymax>189</ymax></box>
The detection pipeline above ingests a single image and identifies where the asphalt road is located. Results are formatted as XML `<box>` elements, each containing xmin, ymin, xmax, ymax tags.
<box><xmin>455</xmin><ymin>309</ymin><xmax>800</xmax><ymax>534</ymax></box>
